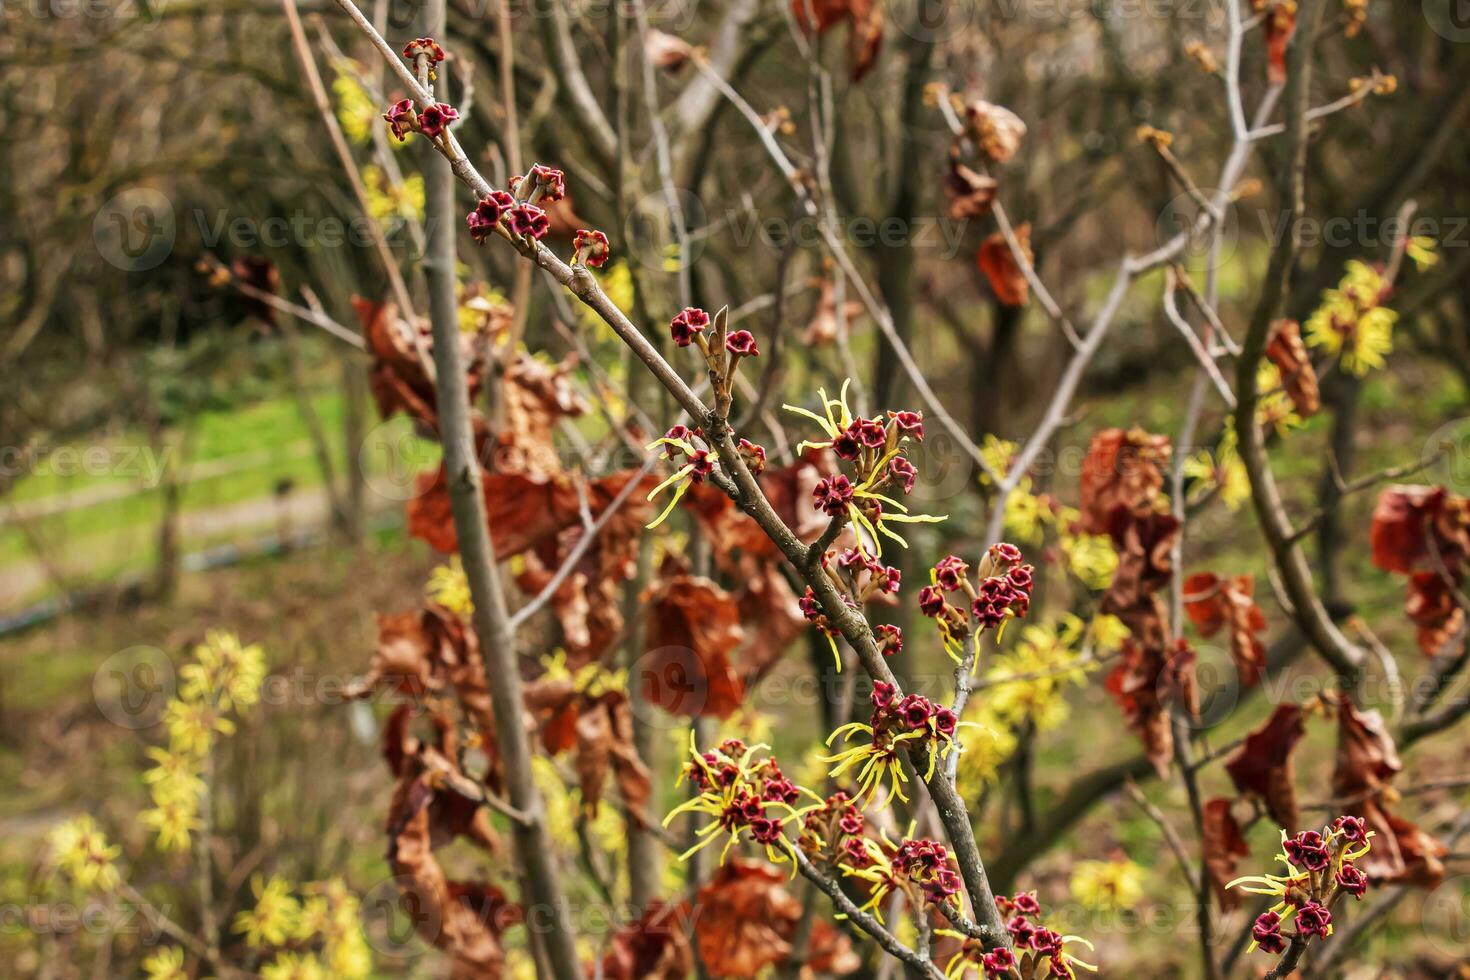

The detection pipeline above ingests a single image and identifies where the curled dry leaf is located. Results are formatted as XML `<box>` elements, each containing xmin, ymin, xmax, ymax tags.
<box><xmin>1183</xmin><ymin>572</ymin><xmax>1268</xmax><ymax>687</ymax></box>
<box><xmin>644</xmin><ymin>29</ymin><xmax>695</xmax><ymax>72</ymax></box>
<box><xmin>408</xmin><ymin>467</ymin><xmax>652</xmax><ymax>562</ymax></box>
<box><xmin>600</xmin><ymin>901</ymin><xmax>695</xmax><ymax>979</ymax></box>
<box><xmin>642</xmin><ymin>572</ymin><xmax>747</xmax><ymax>718</ymax></box>
<box><xmin>790</xmin><ymin>0</ymin><xmax>883</xmax><ymax>83</ymax></box>
<box><xmin>976</xmin><ymin>223</ymin><xmax>1031</xmax><ymax>307</ymax></box>
<box><xmin>573</xmin><ymin>690</ymin><xmax>654</xmax><ymax>824</ymax></box>
<box><xmin>523</xmin><ymin>676</ymin><xmax>653</xmax><ymax>824</ymax></box>
<box><xmin>355</xmin><ymin>297</ymin><xmax>491</xmax><ymax>435</ymax></box>
<box><xmin>386</xmin><ymin>727</ymin><xmax>521</xmax><ymax>980</ymax></box>
<box><xmin>1224</xmin><ymin>702</ymin><xmax>1306</xmax><ymax>831</ymax></box>
<box><xmin>965</xmin><ymin>99</ymin><xmax>1027</xmax><ymax>164</ymax></box>
<box><xmin>695</xmin><ymin>859</ymin><xmax>860</xmax><ymax>977</ymax></box>
<box><xmin>352</xmin><ymin>605</ymin><xmax>498</xmax><ymax>769</ymax></box>
<box><xmin>1404</xmin><ymin>570</ymin><xmax>1466</xmax><ymax>657</ymax></box>
<box><xmin>1265</xmin><ymin>318</ymin><xmax>1320</xmax><ymax>417</ymax></box>
<box><xmin>514</xmin><ymin>469</ymin><xmax>658</xmax><ymax>665</ymax></box>
<box><xmin>803</xmin><ymin>278</ymin><xmax>868</xmax><ymax>346</ymax></box>
<box><xmin>1201</xmin><ymin>798</ymin><xmax>1251</xmax><ymax>909</ymax></box>
<box><xmin>1105</xmin><ymin>637</ymin><xmax>1179</xmax><ymax>776</ymax></box>
<box><xmin>944</xmin><ymin>151</ymin><xmax>999</xmax><ymax>220</ymax></box>
<box><xmin>1369</xmin><ymin>485</ymin><xmax>1470</xmax><ymax>575</ymax></box>
<box><xmin>1330</xmin><ymin>694</ymin><xmax>1446</xmax><ymax>886</ymax></box>
<box><xmin>1078</xmin><ymin>428</ymin><xmax>1172</xmax><ymax>535</ymax></box>
<box><xmin>1101</xmin><ymin>507</ymin><xmax>1180</xmax><ymax>628</ymax></box>
<box><xmin>494</xmin><ymin>352</ymin><xmax>588</xmax><ymax>478</ymax></box>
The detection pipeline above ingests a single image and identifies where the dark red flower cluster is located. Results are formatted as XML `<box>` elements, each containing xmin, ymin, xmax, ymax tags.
<box><xmin>402</xmin><ymin>37</ymin><xmax>446</xmax><ymax>63</ymax></box>
<box><xmin>893</xmin><ymin>838</ymin><xmax>960</xmax><ymax>904</ymax></box>
<box><xmin>835</xmin><ymin>547</ymin><xmax>901</xmax><ymax>598</ymax></box>
<box><xmin>670</xmin><ymin>307</ymin><xmax>711</xmax><ymax>347</ymax></box>
<box><xmin>572</xmin><ymin>228</ymin><xmax>610</xmax><ymax>268</ymax></box>
<box><xmin>659</xmin><ymin>425</ymin><xmax>715</xmax><ymax>484</ymax></box>
<box><xmin>466</xmin><ymin>190</ymin><xmax>514</xmax><ymax>243</ymax></box>
<box><xmin>418</xmin><ymin>102</ymin><xmax>458</xmax><ymax>140</ymax></box>
<box><xmin>383</xmin><ymin>97</ymin><xmax>459</xmax><ymax>142</ymax></box>
<box><xmin>736</xmin><ymin>438</ymin><xmax>767</xmax><ymax>474</ymax></box>
<box><xmin>725</xmin><ymin>330</ymin><xmax>759</xmax><ymax>357</ymax></box>
<box><xmin>506</xmin><ymin>203</ymin><xmax>549</xmax><ymax>240</ymax></box>
<box><xmin>870</xmin><ymin>682</ymin><xmax>957</xmax><ymax>740</ymax></box>
<box><xmin>523</xmin><ymin>164</ymin><xmax>566</xmax><ymax>202</ymax></box>
<box><xmin>1283</xmin><ymin>830</ymin><xmax>1330</xmax><ymax>871</ymax></box>
<box><xmin>1251</xmin><ymin>910</ymin><xmax>1288</xmax><ymax>954</ymax></box>
<box><xmin>813</xmin><ymin>474</ymin><xmax>855</xmax><ymax>517</ymax></box>
<box><xmin>998</xmin><ymin>889</ymin><xmax>1073</xmax><ymax>979</ymax></box>
<box><xmin>875</xmin><ymin>623</ymin><xmax>903</xmax><ymax>657</ymax></box>
<box><xmin>799</xmin><ymin>791</ymin><xmax>865</xmax><ymax>856</ymax></box>
<box><xmin>971</xmin><ymin>546</ymin><xmax>1033</xmax><ymax>630</ymax></box>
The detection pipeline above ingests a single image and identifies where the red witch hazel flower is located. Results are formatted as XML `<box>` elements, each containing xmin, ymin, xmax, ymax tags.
<box><xmin>798</xmin><ymin>586</ymin><xmax>858</xmax><ymax>671</ymax></box>
<box><xmin>737</xmin><ymin>437</ymin><xmax>766</xmax><ymax>474</ymax></box>
<box><xmin>513</xmin><ymin>164</ymin><xmax>566</xmax><ymax>204</ymax></box>
<box><xmin>923</xmin><ymin>543</ymin><xmax>1033</xmax><ymax>663</ymax></box>
<box><xmin>402</xmin><ymin>37</ymin><xmax>446</xmax><ymax>65</ymax></box>
<box><xmin>383</xmin><ymin>98</ymin><xmax>416</xmax><ymax>141</ymax></box>
<box><xmin>466</xmin><ymin>190</ymin><xmax>514</xmax><ymax>243</ymax></box>
<box><xmin>669</xmin><ymin>306</ymin><xmax>711</xmax><ymax>347</ymax></box>
<box><xmin>572</xmin><ymin>228</ymin><xmax>610</xmax><ymax>268</ymax></box>
<box><xmin>417</xmin><ymin>102</ymin><xmax>459</xmax><ymax>140</ymax></box>
<box><xmin>796</xmin><ymin>791</ymin><xmax>865</xmax><ymax>858</ymax></box>
<box><xmin>941</xmin><ymin>890</ymin><xmax>1097</xmax><ymax>979</ymax></box>
<box><xmin>506</xmin><ymin>203</ymin><xmax>549</xmax><ymax>241</ymax></box>
<box><xmin>725</xmin><ymin>329</ymin><xmax>759</xmax><ymax>357</ymax></box>
<box><xmin>644</xmin><ymin>425</ymin><xmax>718</xmax><ymax>528</ymax></box>
<box><xmin>663</xmin><ymin>734</ymin><xmax>818</xmax><ymax>867</ymax></box>
<box><xmin>1230</xmin><ymin>815</ymin><xmax>1376</xmax><ymax>960</ymax></box>
<box><xmin>839</xmin><ymin>834</ymin><xmax>962</xmax><ymax>923</ymax></box>
<box><xmin>821</xmin><ymin>682</ymin><xmax>968</xmax><ymax>805</ymax></box>
<box><xmin>785</xmin><ymin>379</ymin><xmax>944</xmax><ymax>558</ymax></box>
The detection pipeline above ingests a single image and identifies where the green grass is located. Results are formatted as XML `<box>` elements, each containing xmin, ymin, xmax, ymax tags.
<box><xmin>1</xmin><ymin>362</ymin><xmax>439</xmax><ymax>605</ymax></box>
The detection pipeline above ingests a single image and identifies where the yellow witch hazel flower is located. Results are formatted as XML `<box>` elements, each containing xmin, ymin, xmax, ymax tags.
<box><xmin>363</xmin><ymin>165</ymin><xmax>425</xmax><ymax>228</ymax></box>
<box><xmin>330</xmin><ymin>67</ymin><xmax>378</xmax><ymax>145</ymax></box>
<box><xmin>822</xmin><ymin>682</ymin><xmax>970</xmax><ymax>806</ymax></box>
<box><xmin>141</xmin><ymin>947</ymin><xmax>188</xmax><ymax>980</ymax></box>
<box><xmin>1229</xmin><ymin>816</ymin><xmax>1375</xmax><ymax>959</ymax></box>
<box><xmin>141</xmin><ymin>798</ymin><xmax>203</xmax><ymax>852</ymax></box>
<box><xmin>644</xmin><ymin>425</ymin><xmax>720</xmax><ymax>529</ymax></box>
<box><xmin>1255</xmin><ymin>363</ymin><xmax>1304</xmax><ymax>437</ymax></box>
<box><xmin>982</xmin><ymin>616</ymin><xmax>1101</xmax><ymax>733</ymax></box>
<box><xmin>784</xmin><ymin>379</ymin><xmax>943</xmax><ymax>558</ymax></box>
<box><xmin>162</xmin><ymin>697</ymin><xmax>235</xmax><ymax>757</ymax></box>
<box><xmin>261</xmin><ymin>951</ymin><xmax>327</xmax><ymax>980</ymax></box>
<box><xmin>235</xmin><ymin>874</ymin><xmax>304</xmax><ymax>948</ymax></box>
<box><xmin>663</xmin><ymin>734</ymin><xmax>819</xmax><ymax>868</ymax></box>
<box><xmin>1070</xmin><ymin>857</ymin><xmax>1146</xmax><ymax>910</ymax></box>
<box><xmin>179</xmin><ymin>630</ymin><xmax>267</xmax><ymax>714</ymax></box>
<box><xmin>1406</xmin><ymin>235</ymin><xmax>1438</xmax><ymax>272</ymax></box>
<box><xmin>47</xmin><ymin>816</ymin><xmax>121</xmax><ymax>892</ymax></box>
<box><xmin>1183</xmin><ymin>422</ymin><xmax>1251</xmax><ymax>511</ymax></box>
<box><xmin>1305</xmin><ymin>259</ymin><xmax>1397</xmax><ymax>377</ymax></box>
<box><xmin>427</xmin><ymin>557</ymin><xmax>473</xmax><ymax>616</ymax></box>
